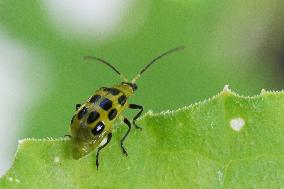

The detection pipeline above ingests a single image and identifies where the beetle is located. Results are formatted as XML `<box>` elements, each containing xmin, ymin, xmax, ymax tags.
<box><xmin>67</xmin><ymin>46</ymin><xmax>185</xmax><ymax>168</ymax></box>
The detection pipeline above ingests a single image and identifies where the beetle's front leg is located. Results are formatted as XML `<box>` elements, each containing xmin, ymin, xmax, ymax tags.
<box><xmin>75</xmin><ymin>104</ymin><xmax>81</xmax><ymax>110</ymax></box>
<box><xmin>119</xmin><ymin>116</ymin><xmax>132</xmax><ymax>156</ymax></box>
<box><xmin>128</xmin><ymin>104</ymin><xmax>143</xmax><ymax>130</ymax></box>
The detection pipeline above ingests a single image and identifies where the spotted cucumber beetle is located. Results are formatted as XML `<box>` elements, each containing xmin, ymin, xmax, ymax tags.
<box><xmin>67</xmin><ymin>46</ymin><xmax>185</xmax><ymax>168</ymax></box>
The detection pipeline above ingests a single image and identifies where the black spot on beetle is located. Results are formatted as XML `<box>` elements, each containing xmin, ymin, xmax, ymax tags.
<box><xmin>104</xmin><ymin>88</ymin><xmax>120</xmax><ymax>95</ymax></box>
<box><xmin>92</xmin><ymin>122</ymin><xmax>105</xmax><ymax>135</ymax></box>
<box><xmin>77</xmin><ymin>107</ymin><xmax>88</xmax><ymax>120</ymax></box>
<box><xmin>99</xmin><ymin>98</ymin><xmax>112</xmax><ymax>111</ymax></box>
<box><xmin>89</xmin><ymin>95</ymin><xmax>101</xmax><ymax>103</ymax></box>
<box><xmin>87</xmin><ymin>111</ymin><xmax>100</xmax><ymax>124</ymax></box>
<box><xmin>118</xmin><ymin>95</ymin><xmax>127</xmax><ymax>105</ymax></box>
<box><xmin>108</xmin><ymin>108</ymin><xmax>117</xmax><ymax>121</ymax></box>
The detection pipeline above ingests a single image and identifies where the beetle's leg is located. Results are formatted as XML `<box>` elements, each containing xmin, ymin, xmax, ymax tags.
<box><xmin>119</xmin><ymin>116</ymin><xmax>132</xmax><ymax>156</ymax></box>
<box><xmin>76</xmin><ymin>104</ymin><xmax>81</xmax><ymax>110</ymax></box>
<box><xmin>64</xmin><ymin>134</ymin><xmax>71</xmax><ymax>138</ymax></box>
<box><xmin>128</xmin><ymin>104</ymin><xmax>143</xmax><ymax>130</ymax></box>
<box><xmin>96</xmin><ymin>133</ymin><xmax>112</xmax><ymax>170</ymax></box>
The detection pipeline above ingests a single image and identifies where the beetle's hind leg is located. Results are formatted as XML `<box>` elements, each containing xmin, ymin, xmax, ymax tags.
<box><xmin>96</xmin><ymin>133</ymin><xmax>112</xmax><ymax>170</ymax></box>
<box><xmin>129</xmin><ymin>104</ymin><xmax>143</xmax><ymax>130</ymax></box>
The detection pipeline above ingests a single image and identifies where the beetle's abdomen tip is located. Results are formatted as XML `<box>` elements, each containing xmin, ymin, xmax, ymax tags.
<box><xmin>71</xmin><ymin>146</ymin><xmax>85</xmax><ymax>160</ymax></box>
<box><xmin>71</xmin><ymin>137</ymin><xmax>95</xmax><ymax>160</ymax></box>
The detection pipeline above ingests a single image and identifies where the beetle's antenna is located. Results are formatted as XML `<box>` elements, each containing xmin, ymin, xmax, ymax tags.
<box><xmin>84</xmin><ymin>56</ymin><xmax>128</xmax><ymax>82</ymax></box>
<box><xmin>131</xmin><ymin>46</ymin><xmax>185</xmax><ymax>83</ymax></box>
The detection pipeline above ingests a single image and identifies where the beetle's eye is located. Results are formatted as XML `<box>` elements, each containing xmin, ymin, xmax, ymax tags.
<box><xmin>92</xmin><ymin>122</ymin><xmax>105</xmax><ymax>135</ymax></box>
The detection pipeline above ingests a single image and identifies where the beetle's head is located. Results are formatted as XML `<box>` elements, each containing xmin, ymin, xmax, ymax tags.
<box><xmin>121</xmin><ymin>82</ymin><xmax>138</xmax><ymax>92</ymax></box>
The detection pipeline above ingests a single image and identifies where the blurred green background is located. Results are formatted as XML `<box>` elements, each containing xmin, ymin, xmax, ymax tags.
<box><xmin>0</xmin><ymin>0</ymin><xmax>283</xmax><ymax>175</ymax></box>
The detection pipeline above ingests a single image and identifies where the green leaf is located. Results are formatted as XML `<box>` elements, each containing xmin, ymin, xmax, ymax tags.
<box><xmin>1</xmin><ymin>86</ymin><xmax>284</xmax><ymax>189</ymax></box>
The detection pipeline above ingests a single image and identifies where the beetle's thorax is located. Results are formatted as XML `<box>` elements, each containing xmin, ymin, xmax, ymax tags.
<box><xmin>112</xmin><ymin>82</ymin><xmax>137</xmax><ymax>97</ymax></box>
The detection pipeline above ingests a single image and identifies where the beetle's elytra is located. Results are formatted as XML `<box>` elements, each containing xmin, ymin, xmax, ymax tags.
<box><xmin>67</xmin><ymin>46</ymin><xmax>185</xmax><ymax>169</ymax></box>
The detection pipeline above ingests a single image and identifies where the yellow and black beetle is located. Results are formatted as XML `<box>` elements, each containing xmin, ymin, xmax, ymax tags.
<box><xmin>67</xmin><ymin>46</ymin><xmax>185</xmax><ymax>168</ymax></box>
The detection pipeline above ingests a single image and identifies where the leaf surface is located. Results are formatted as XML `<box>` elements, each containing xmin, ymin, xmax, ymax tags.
<box><xmin>1</xmin><ymin>87</ymin><xmax>284</xmax><ymax>189</ymax></box>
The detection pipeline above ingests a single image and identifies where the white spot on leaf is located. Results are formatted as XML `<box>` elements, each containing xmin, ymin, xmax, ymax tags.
<box><xmin>8</xmin><ymin>177</ymin><xmax>13</xmax><ymax>182</ymax></box>
<box><xmin>230</xmin><ymin>117</ymin><xmax>245</xmax><ymax>132</ymax></box>
<box><xmin>54</xmin><ymin>156</ymin><xmax>60</xmax><ymax>164</ymax></box>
